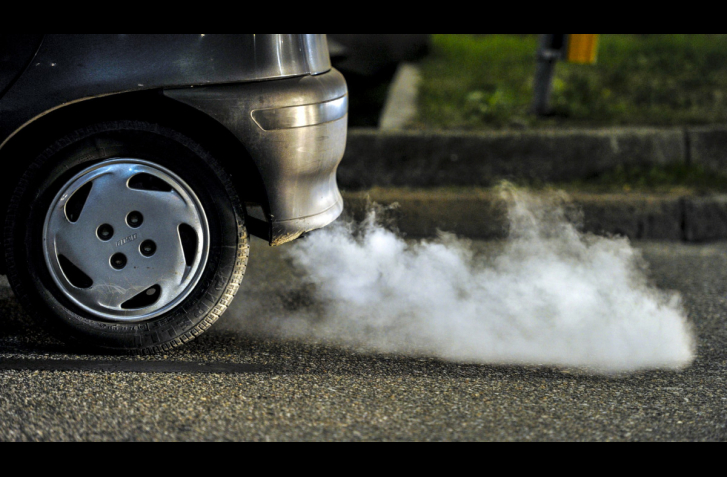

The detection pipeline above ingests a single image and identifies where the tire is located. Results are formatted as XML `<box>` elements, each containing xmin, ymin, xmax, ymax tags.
<box><xmin>3</xmin><ymin>120</ymin><xmax>249</xmax><ymax>354</ymax></box>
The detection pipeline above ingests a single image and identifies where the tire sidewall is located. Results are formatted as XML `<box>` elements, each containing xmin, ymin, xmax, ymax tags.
<box><xmin>5</xmin><ymin>121</ymin><xmax>246</xmax><ymax>353</ymax></box>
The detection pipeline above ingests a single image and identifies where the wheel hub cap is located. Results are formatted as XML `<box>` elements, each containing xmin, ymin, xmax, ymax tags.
<box><xmin>43</xmin><ymin>158</ymin><xmax>210</xmax><ymax>322</ymax></box>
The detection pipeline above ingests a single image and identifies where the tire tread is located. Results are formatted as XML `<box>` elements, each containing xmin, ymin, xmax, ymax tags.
<box><xmin>3</xmin><ymin>120</ymin><xmax>249</xmax><ymax>355</ymax></box>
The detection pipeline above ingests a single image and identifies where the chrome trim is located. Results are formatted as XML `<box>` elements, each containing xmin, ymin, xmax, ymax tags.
<box><xmin>251</xmin><ymin>95</ymin><xmax>348</xmax><ymax>131</ymax></box>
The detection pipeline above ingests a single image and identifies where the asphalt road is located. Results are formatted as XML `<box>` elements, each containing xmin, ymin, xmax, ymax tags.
<box><xmin>1</xmin><ymin>238</ymin><xmax>726</xmax><ymax>441</ymax></box>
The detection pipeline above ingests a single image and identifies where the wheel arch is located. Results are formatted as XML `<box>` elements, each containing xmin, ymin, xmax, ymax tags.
<box><xmin>0</xmin><ymin>90</ymin><xmax>271</xmax><ymax>273</ymax></box>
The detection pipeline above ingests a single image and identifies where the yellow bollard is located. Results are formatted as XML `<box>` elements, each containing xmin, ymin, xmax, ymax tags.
<box><xmin>566</xmin><ymin>34</ymin><xmax>599</xmax><ymax>64</ymax></box>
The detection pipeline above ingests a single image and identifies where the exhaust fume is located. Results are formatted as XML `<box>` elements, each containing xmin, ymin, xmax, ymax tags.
<box><xmin>234</xmin><ymin>186</ymin><xmax>695</xmax><ymax>374</ymax></box>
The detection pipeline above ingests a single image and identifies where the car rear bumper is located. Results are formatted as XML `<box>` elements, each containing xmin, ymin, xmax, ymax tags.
<box><xmin>164</xmin><ymin>68</ymin><xmax>348</xmax><ymax>245</ymax></box>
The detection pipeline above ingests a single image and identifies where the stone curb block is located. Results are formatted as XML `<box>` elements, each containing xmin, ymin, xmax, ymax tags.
<box><xmin>683</xmin><ymin>195</ymin><xmax>727</xmax><ymax>241</ymax></box>
<box><xmin>339</xmin><ymin>128</ymin><xmax>686</xmax><ymax>189</ymax></box>
<box><xmin>342</xmin><ymin>190</ymin><xmax>727</xmax><ymax>241</ymax></box>
<box><xmin>687</xmin><ymin>125</ymin><xmax>727</xmax><ymax>172</ymax></box>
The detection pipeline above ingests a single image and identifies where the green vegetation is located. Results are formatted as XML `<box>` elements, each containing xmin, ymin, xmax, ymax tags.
<box><xmin>552</xmin><ymin>163</ymin><xmax>727</xmax><ymax>193</ymax></box>
<box><xmin>416</xmin><ymin>34</ymin><xmax>727</xmax><ymax>129</ymax></box>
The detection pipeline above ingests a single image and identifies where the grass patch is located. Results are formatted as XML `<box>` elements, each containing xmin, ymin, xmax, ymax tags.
<box><xmin>560</xmin><ymin>163</ymin><xmax>727</xmax><ymax>193</ymax></box>
<box><xmin>416</xmin><ymin>34</ymin><xmax>727</xmax><ymax>129</ymax></box>
<box><xmin>525</xmin><ymin>163</ymin><xmax>727</xmax><ymax>194</ymax></box>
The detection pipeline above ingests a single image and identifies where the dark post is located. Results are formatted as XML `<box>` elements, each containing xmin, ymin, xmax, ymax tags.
<box><xmin>532</xmin><ymin>34</ymin><xmax>567</xmax><ymax>116</ymax></box>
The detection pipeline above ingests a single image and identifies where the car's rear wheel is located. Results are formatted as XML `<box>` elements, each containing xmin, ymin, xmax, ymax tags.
<box><xmin>4</xmin><ymin>120</ymin><xmax>248</xmax><ymax>354</ymax></box>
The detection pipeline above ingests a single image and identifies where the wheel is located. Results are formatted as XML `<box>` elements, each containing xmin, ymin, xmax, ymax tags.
<box><xmin>4</xmin><ymin>120</ymin><xmax>248</xmax><ymax>353</ymax></box>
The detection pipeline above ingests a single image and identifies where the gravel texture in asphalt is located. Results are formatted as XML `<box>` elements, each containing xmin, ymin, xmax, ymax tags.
<box><xmin>0</xmin><ymin>239</ymin><xmax>725</xmax><ymax>441</ymax></box>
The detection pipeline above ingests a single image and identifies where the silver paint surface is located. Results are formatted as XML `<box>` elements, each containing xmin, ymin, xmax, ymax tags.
<box><xmin>165</xmin><ymin>68</ymin><xmax>348</xmax><ymax>245</ymax></box>
<box><xmin>0</xmin><ymin>34</ymin><xmax>331</xmax><ymax>148</ymax></box>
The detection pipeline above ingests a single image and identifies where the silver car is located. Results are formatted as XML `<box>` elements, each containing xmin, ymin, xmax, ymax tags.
<box><xmin>0</xmin><ymin>34</ymin><xmax>347</xmax><ymax>353</ymax></box>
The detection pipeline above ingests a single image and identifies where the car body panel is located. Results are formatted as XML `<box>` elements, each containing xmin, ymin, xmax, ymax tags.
<box><xmin>0</xmin><ymin>34</ymin><xmax>345</xmax><ymax>248</ymax></box>
<box><xmin>165</xmin><ymin>69</ymin><xmax>348</xmax><ymax>245</ymax></box>
<box><xmin>0</xmin><ymin>34</ymin><xmax>331</xmax><ymax>148</ymax></box>
<box><xmin>0</xmin><ymin>34</ymin><xmax>43</xmax><ymax>97</ymax></box>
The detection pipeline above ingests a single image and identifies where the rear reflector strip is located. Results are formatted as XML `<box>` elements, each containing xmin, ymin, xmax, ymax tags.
<box><xmin>251</xmin><ymin>95</ymin><xmax>347</xmax><ymax>130</ymax></box>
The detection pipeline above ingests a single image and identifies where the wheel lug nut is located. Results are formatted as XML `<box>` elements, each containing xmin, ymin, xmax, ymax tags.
<box><xmin>97</xmin><ymin>224</ymin><xmax>114</xmax><ymax>241</ymax></box>
<box><xmin>110</xmin><ymin>253</ymin><xmax>127</xmax><ymax>270</ymax></box>
<box><xmin>126</xmin><ymin>211</ymin><xmax>143</xmax><ymax>228</ymax></box>
<box><xmin>140</xmin><ymin>240</ymin><xmax>156</xmax><ymax>257</ymax></box>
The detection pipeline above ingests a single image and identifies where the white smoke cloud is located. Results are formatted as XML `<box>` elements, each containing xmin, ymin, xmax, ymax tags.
<box><xmin>233</xmin><ymin>185</ymin><xmax>695</xmax><ymax>374</ymax></box>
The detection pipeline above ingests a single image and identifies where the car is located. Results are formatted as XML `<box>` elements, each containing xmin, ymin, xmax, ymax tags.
<box><xmin>0</xmin><ymin>34</ymin><xmax>348</xmax><ymax>353</ymax></box>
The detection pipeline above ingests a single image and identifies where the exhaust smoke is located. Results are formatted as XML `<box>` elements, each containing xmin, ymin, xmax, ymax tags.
<box><xmin>235</xmin><ymin>186</ymin><xmax>695</xmax><ymax>373</ymax></box>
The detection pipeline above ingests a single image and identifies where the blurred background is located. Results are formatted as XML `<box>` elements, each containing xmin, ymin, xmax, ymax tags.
<box><xmin>328</xmin><ymin>34</ymin><xmax>431</xmax><ymax>127</ymax></box>
<box><xmin>332</xmin><ymin>34</ymin><xmax>727</xmax><ymax>129</ymax></box>
<box><xmin>332</xmin><ymin>34</ymin><xmax>727</xmax><ymax>194</ymax></box>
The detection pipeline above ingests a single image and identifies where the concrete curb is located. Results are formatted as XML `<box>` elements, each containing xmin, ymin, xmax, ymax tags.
<box><xmin>379</xmin><ymin>63</ymin><xmax>421</xmax><ymax>130</ymax></box>
<box><xmin>338</xmin><ymin>126</ymin><xmax>727</xmax><ymax>189</ymax></box>
<box><xmin>341</xmin><ymin>189</ymin><xmax>727</xmax><ymax>241</ymax></box>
